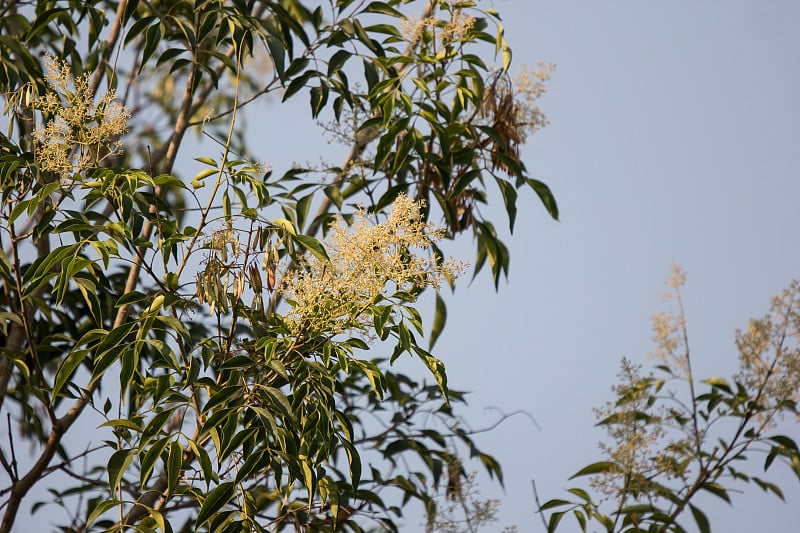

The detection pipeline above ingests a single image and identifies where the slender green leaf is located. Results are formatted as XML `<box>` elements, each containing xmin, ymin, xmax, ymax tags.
<box><xmin>690</xmin><ymin>504</ymin><xmax>710</xmax><ymax>533</ymax></box>
<box><xmin>569</xmin><ymin>461</ymin><xmax>614</xmax><ymax>479</ymax></box>
<box><xmin>108</xmin><ymin>449</ymin><xmax>134</xmax><ymax>495</ymax></box>
<box><xmin>196</xmin><ymin>481</ymin><xmax>235</xmax><ymax>526</ymax></box>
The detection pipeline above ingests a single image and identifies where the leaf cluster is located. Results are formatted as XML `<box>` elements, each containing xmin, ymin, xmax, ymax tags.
<box><xmin>0</xmin><ymin>1</ymin><xmax>556</xmax><ymax>532</ymax></box>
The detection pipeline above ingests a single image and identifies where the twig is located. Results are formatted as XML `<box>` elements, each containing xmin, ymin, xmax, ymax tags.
<box><xmin>3</xmin><ymin>415</ymin><xmax>16</xmax><ymax>483</ymax></box>
<box><xmin>39</xmin><ymin>445</ymin><xmax>106</xmax><ymax>479</ymax></box>
<box><xmin>482</xmin><ymin>406</ymin><xmax>541</xmax><ymax>432</ymax></box>
<box><xmin>89</xmin><ymin>0</ymin><xmax>129</xmax><ymax>96</ymax></box>
<box><xmin>531</xmin><ymin>479</ymin><xmax>550</xmax><ymax>531</ymax></box>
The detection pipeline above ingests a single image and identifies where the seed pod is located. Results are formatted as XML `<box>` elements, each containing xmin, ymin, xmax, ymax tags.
<box><xmin>249</xmin><ymin>264</ymin><xmax>262</xmax><ymax>293</ymax></box>
<box><xmin>265</xmin><ymin>260</ymin><xmax>276</xmax><ymax>293</ymax></box>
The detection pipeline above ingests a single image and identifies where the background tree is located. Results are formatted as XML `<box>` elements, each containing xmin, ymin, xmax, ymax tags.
<box><xmin>0</xmin><ymin>0</ymin><xmax>556</xmax><ymax>531</ymax></box>
<box><xmin>538</xmin><ymin>267</ymin><xmax>800</xmax><ymax>533</ymax></box>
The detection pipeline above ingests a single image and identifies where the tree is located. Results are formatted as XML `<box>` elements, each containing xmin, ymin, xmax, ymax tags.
<box><xmin>0</xmin><ymin>1</ymin><xmax>557</xmax><ymax>531</ymax></box>
<box><xmin>538</xmin><ymin>266</ymin><xmax>800</xmax><ymax>533</ymax></box>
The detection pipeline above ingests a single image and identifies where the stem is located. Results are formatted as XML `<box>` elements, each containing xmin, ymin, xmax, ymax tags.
<box><xmin>7</xmin><ymin>224</ymin><xmax>55</xmax><ymax>424</ymax></box>
<box><xmin>89</xmin><ymin>0</ymin><xmax>129</xmax><ymax>97</ymax></box>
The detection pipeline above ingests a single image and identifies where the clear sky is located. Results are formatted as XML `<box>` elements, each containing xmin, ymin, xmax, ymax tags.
<box><xmin>423</xmin><ymin>1</ymin><xmax>800</xmax><ymax>531</ymax></box>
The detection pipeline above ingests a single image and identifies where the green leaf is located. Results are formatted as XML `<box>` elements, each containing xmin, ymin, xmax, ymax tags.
<box><xmin>414</xmin><ymin>346</ymin><xmax>449</xmax><ymax>402</ymax></box>
<box><xmin>273</xmin><ymin>217</ymin><xmax>296</xmax><ymax>236</ymax></box>
<box><xmin>195</xmin><ymin>156</ymin><xmax>218</xmax><ymax>166</ymax></box>
<box><xmin>342</xmin><ymin>439</ymin><xmax>361</xmax><ymax>490</ymax></box>
<box><xmin>294</xmin><ymin>234</ymin><xmax>330</xmax><ymax>262</ymax></box>
<box><xmin>142</xmin><ymin>409</ymin><xmax>176</xmax><ymax>445</ymax></box>
<box><xmin>495</xmin><ymin>177</ymin><xmax>518</xmax><ymax>233</ymax></box>
<box><xmin>310</xmin><ymin>83</ymin><xmax>330</xmax><ymax>118</ymax></box>
<box><xmin>283</xmin><ymin>70</ymin><xmax>316</xmax><ymax>101</ymax></box>
<box><xmin>752</xmin><ymin>476</ymin><xmax>785</xmax><ymax>500</ymax></box>
<box><xmin>115</xmin><ymin>291</ymin><xmax>149</xmax><ymax>307</ymax></box>
<box><xmin>234</xmin><ymin>449</ymin><xmax>267</xmax><ymax>484</ymax></box>
<box><xmin>567</xmin><ymin>487</ymin><xmax>591</xmax><ymax>501</ymax></box>
<box><xmin>573</xmin><ymin>509</ymin><xmax>587</xmax><ymax>531</ymax></box>
<box><xmin>768</xmin><ymin>435</ymin><xmax>799</xmax><ymax>451</ymax></box>
<box><xmin>261</xmin><ymin>387</ymin><xmax>293</xmax><ymax>417</ymax></box>
<box><xmin>328</xmin><ymin>49</ymin><xmax>352</xmax><ymax>76</ymax></box>
<box><xmin>108</xmin><ymin>449</ymin><xmax>134</xmax><ymax>495</ymax></box>
<box><xmin>140</xmin><ymin>23</ymin><xmax>164</xmax><ymax>73</ymax></box>
<box><xmin>704</xmin><ymin>376</ymin><xmax>733</xmax><ymax>394</ymax></box>
<box><xmin>526</xmin><ymin>178</ymin><xmax>559</xmax><ymax>220</ymax></box>
<box><xmin>189</xmin><ymin>438</ymin><xmax>216</xmax><ymax>487</ymax></box>
<box><xmin>140</xmin><ymin>438</ymin><xmax>169</xmax><ymax>489</ymax></box>
<box><xmin>99</xmin><ymin>419</ymin><xmax>143</xmax><ymax>432</ymax></box>
<box><xmin>196</xmin><ymin>481</ymin><xmax>236</xmax><ymax>526</ymax></box>
<box><xmin>324</xmin><ymin>184</ymin><xmax>344</xmax><ymax>209</ymax></box>
<box><xmin>429</xmin><ymin>292</ymin><xmax>447</xmax><ymax>350</ymax></box>
<box><xmin>167</xmin><ymin>441</ymin><xmax>183</xmax><ymax>495</ymax></box>
<box><xmin>222</xmin><ymin>190</ymin><xmax>231</xmax><ymax>225</ymax></box>
<box><xmin>27</xmin><ymin>8</ymin><xmax>67</xmax><ymax>41</ymax></box>
<box><xmin>547</xmin><ymin>510</ymin><xmax>565</xmax><ymax>533</ymax></box>
<box><xmin>397</xmin><ymin>320</ymin><xmax>410</xmax><ymax>351</ymax></box>
<box><xmin>569</xmin><ymin>461</ymin><xmax>614</xmax><ymax>479</ymax></box>
<box><xmin>301</xmin><ymin>459</ymin><xmax>315</xmax><ymax>501</ymax></box>
<box><xmin>700</xmin><ymin>481</ymin><xmax>731</xmax><ymax>504</ymax></box>
<box><xmin>539</xmin><ymin>499</ymin><xmax>571</xmax><ymax>511</ymax></box>
<box><xmin>0</xmin><ymin>312</ymin><xmax>22</xmax><ymax>337</ymax></box>
<box><xmin>85</xmin><ymin>499</ymin><xmax>122</xmax><ymax>528</ymax></box>
<box><xmin>362</xmin><ymin>2</ymin><xmax>404</xmax><ymax>17</ymax></box>
<box><xmin>192</xmin><ymin>168</ymin><xmax>217</xmax><ymax>189</ymax></box>
<box><xmin>494</xmin><ymin>23</ymin><xmax>504</xmax><ymax>58</ymax></box>
<box><xmin>119</xmin><ymin>345</ymin><xmax>139</xmax><ymax>398</ymax></box>
<box><xmin>689</xmin><ymin>504</ymin><xmax>710</xmax><ymax>533</ymax></box>
<box><xmin>124</xmin><ymin>16</ymin><xmax>157</xmax><ymax>46</ymax></box>
<box><xmin>502</xmin><ymin>44</ymin><xmax>512</xmax><ymax>72</ymax></box>
<box><xmin>295</xmin><ymin>192</ymin><xmax>314</xmax><ymax>231</ymax></box>
<box><xmin>52</xmin><ymin>348</ymin><xmax>90</xmax><ymax>401</ymax></box>
<box><xmin>354</xmin><ymin>359</ymin><xmax>385</xmax><ymax>400</ymax></box>
<box><xmin>9</xmin><ymin>198</ymin><xmax>33</xmax><ymax>225</ymax></box>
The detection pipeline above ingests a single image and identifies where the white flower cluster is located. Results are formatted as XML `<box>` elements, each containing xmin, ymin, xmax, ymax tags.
<box><xmin>280</xmin><ymin>195</ymin><xmax>465</xmax><ymax>336</ymax></box>
<box><xmin>33</xmin><ymin>55</ymin><xmax>129</xmax><ymax>177</ymax></box>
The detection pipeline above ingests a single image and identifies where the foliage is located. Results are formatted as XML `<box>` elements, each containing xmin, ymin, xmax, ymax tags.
<box><xmin>0</xmin><ymin>1</ymin><xmax>557</xmax><ymax>532</ymax></box>
<box><xmin>538</xmin><ymin>267</ymin><xmax>800</xmax><ymax>533</ymax></box>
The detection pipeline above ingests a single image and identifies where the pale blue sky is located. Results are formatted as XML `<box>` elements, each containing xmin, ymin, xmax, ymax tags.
<box><xmin>426</xmin><ymin>1</ymin><xmax>800</xmax><ymax>531</ymax></box>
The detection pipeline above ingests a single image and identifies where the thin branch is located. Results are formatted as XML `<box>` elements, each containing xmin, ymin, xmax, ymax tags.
<box><xmin>89</xmin><ymin>0</ymin><xmax>129</xmax><ymax>97</ymax></box>
<box><xmin>531</xmin><ymin>480</ymin><xmax>551</xmax><ymax>531</ymax></box>
<box><xmin>7</xmin><ymin>223</ymin><xmax>56</xmax><ymax>425</ymax></box>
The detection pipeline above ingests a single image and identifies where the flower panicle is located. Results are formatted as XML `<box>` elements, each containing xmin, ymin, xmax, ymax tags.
<box><xmin>33</xmin><ymin>54</ymin><xmax>130</xmax><ymax>178</ymax></box>
<box><xmin>279</xmin><ymin>194</ymin><xmax>466</xmax><ymax>337</ymax></box>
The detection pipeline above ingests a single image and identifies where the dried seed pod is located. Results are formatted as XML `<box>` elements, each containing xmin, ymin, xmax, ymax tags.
<box><xmin>249</xmin><ymin>263</ymin><xmax>262</xmax><ymax>293</ymax></box>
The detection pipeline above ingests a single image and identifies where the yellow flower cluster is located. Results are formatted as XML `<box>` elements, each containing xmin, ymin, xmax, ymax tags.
<box><xmin>280</xmin><ymin>195</ymin><xmax>465</xmax><ymax>336</ymax></box>
<box><xmin>509</xmin><ymin>63</ymin><xmax>554</xmax><ymax>142</ymax></box>
<box><xmin>33</xmin><ymin>55</ymin><xmax>129</xmax><ymax>177</ymax></box>
<box><xmin>399</xmin><ymin>9</ymin><xmax>475</xmax><ymax>46</ymax></box>
<box><xmin>735</xmin><ymin>279</ymin><xmax>800</xmax><ymax>428</ymax></box>
<box><xmin>592</xmin><ymin>359</ymin><xmax>688</xmax><ymax>499</ymax></box>
<box><xmin>649</xmin><ymin>264</ymin><xmax>690</xmax><ymax>378</ymax></box>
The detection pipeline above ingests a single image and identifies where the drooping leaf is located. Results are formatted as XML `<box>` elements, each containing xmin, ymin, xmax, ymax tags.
<box><xmin>196</xmin><ymin>481</ymin><xmax>236</xmax><ymax>526</ymax></box>
<box><xmin>569</xmin><ymin>461</ymin><xmax>614</xmax><ymax>479</ymax></box>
